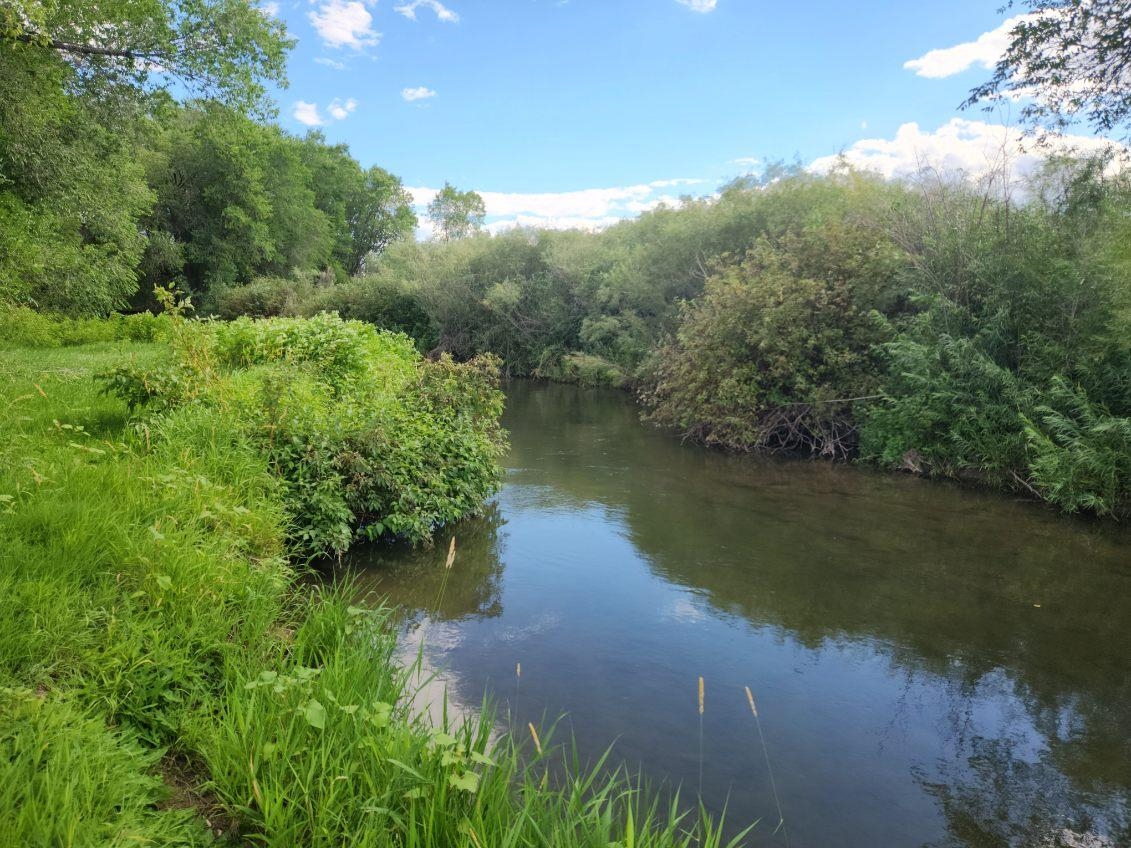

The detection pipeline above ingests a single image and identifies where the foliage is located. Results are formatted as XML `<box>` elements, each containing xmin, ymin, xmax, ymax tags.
<box><xmin>0</xmin><ymin>48</ymin><xmax>153</xmax><ymax>314</ymax></box>
<box><xmin>426</xmin><ymin>182</ymin><xmax>487</xmax><ymax>240</ymax></box>
<box><xmin>294</xmin><ymin>274</ymin><xmax>439</xmax><ymax>350</ymax></box>
<box><xmin>212</xmin><ymin>274</ymin><xmax>315</xmax><ymax>320</ymax></box>
<box><xmin>642</xmin><ymin>242</ymin><xmax>890</xmax><ymax>458</ymax></box>
<box><xmin>299</xmin><ymin>133</ymin><xmax>417</xmax><ymax>275</ymax></box>
<box><xmin>102</xmin><ymin>313</ymin><xmax>508</xmax><ymax>555</ymax></box>
<box><xmin>1023</xmin><ymin>378</ymin><xmax>1131</xmax><ymax>515</ymax></box>
<box><xmin>0</xmin><ymin>304</ymin><xmax>170</xmax><ymax>349</ymax></box>
<box><xmin>965</xmin><ymin>0</ymin><xmax>1131</xmax><ymax>142</ymax></box>
<box><xmin>1</xmin><ymin>0</ymin><xmax>292</xmax><ymax>112</ymax></box>
<box><xmin>537</xmin><ymin>351</ymin><xmax>629</xmax><ymax>388</ymax></box>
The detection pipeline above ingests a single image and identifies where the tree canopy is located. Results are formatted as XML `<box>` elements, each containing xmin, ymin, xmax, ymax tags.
<box><xmin>1</xmin><ymin>0</ymin><xmax>292</xmax><ymax>111</ymax></box>
<box><xmin>427</xmin><ymin>183</ymin><xmax>487</xmax><ymax>240</ymax></box>
<box><xmin>965</xmin><ymin>0</ymin><xmax>1131</xmax><ymax>141</ymax></box>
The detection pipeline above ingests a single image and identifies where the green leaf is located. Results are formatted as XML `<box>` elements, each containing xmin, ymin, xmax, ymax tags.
<box><xmin>304</xmin><ymin>698</ymin><xmax>327</xmax><ymax>730</ymax></box>
<box><xmin>429</xmin><ymin>730</ymin><xmax>458</xmax><ymax>748</ymax></box>
<box><xmin>448</xmin><ymin>771</ymin><xmax>480</xmax><ymax>793</ymax></box>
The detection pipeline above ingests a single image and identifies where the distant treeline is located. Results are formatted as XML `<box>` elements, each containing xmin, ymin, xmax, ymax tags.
<box><xmin>204</xmin><ymin>162</ymin><xmax>1130</xmax><ymax>517</ymax></box>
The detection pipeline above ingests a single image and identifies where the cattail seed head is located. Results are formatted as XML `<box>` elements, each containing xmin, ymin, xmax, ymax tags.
<box><xmin>745</xmin><ymin>685</ymin><xmax>758</xmax><ymax>718</ymax></box>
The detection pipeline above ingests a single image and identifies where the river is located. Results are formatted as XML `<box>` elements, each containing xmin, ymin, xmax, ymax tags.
<box><xmin>343</xmin><ymin>381</ymin><xmax>1131</xmax><ymax>848</ymax></box>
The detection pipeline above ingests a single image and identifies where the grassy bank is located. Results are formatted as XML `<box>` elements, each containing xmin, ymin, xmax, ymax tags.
<box><xmin>0</xmin><ymin>316</ymin><xmax>740</xmax><ymax>846</ymax></box>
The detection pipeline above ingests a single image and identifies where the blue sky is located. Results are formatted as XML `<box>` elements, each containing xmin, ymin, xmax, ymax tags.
<box><xmin>260</xmin><ymin>0</ymin><xmax>1115</xmax><ymax>231</ymax></box>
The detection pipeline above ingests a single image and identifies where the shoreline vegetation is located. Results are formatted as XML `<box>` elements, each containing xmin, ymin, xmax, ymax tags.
<box><xmin>0</xmin><ymin>312</ymin><xmax>747</xmax><ymax>846</ymax></box>
<box><xmin>2</xmin><ymin>1</ymin><xmax>1129</xmax><ymax>840</ymax></box>
<box><xmin>5</xmin><ymin>160</ymin><xmax>1128</xmax><ymax>519</ymax></box>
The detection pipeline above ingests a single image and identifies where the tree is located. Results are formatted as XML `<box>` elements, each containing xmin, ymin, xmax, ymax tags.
<box><xmin>143</xmin><ymin>104</ymin><xmax>337</xmax><ymax>298</ymax></box>
<box><xmin>299</xmin><ymin>136</ymin><xmax>417</xmax><ymax>275</ymax></box>
<box><xmin>426</xmin><ymin>182</ymin><xmax>486</xmax><ymax>241</ymax></box>
<box><xmin>345</xmin><ymin>167</ymin><xmax>417</xmax><ymax>274</ymax></box>
<box><xmin>0</xmin><ymin>47</ymin><xmax>152</xmax><ymax>313</ymax></box>
<box><xmin>965</xmin><ymin>1</ymin><xmax>1131</xmax><ymax>141</ymax></box>
<box><xmin>1</xmin><ymin>0</ymin><xmax>292</xmax><ymax>112</ymax></box>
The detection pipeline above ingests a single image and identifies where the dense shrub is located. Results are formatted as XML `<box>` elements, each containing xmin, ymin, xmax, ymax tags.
<box><xmin>535</xmin><ymin>351</ymin><xmax>628</xmax><ymax>388</ymax></box>
<box><xmin>1023</xmin><ymin>378</ymin><xmax>1131</xmax><ymax>515</ymax></box>
<box><xmin>212</xmin><ymin>275</ymin><xmax>315</xmax><ymax>320</ymax></box>
<box><xmin>640</xmin><ymin>232</ymin><xmax>894</xmax><ymax>458</ymax></box>
<box><xmin>0</xmin><ymin>305</ymin><xmax>170</xmax><ymax>349</ymax></box>
<box><xmin>103</xmin><ymin>312</ymin><xmax>507</xmax><ymax>556</ymax></box>
<box><xmin>293</xmin><ymin>274</ymin><xmax>439</xmax><ymax>350</ymax></box>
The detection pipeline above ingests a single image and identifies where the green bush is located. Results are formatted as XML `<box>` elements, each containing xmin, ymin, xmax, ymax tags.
<box><xmin>536</xmin><ymin>351</ymin><xmax>628</xmax><ymax>388</ymax></box>
<box><xmin>859</xmin><ymin>330</ymin><xmax>1031</xmax><ymax>481</ymax></box>
<box><xmin>641</xmin><ymin>243</ymin><xmax>889</xmax><ymax>458</ymax></box>
<box><xmin>294</xmin><ymin>275</ymin><xmax>439</xmax><ymax>351</ymax></box>
<box><xmin>0</xmin><ymin>305</ymin><xmax>170</xmax><ymax>349</ymax></box>
<box><xmin>212</xmin><ymin>275</ymin><xmax>315</xmax><ymax>320</ymax></box>
<box><xmin>102</xmin><ymin>313</ymin><xmax>507</xmax><ymax>556</ymax></box>
<box><xmin>1023</xmin><ymin>378</ymin><xmax>1131</xmax><ymax>516</ymax></box>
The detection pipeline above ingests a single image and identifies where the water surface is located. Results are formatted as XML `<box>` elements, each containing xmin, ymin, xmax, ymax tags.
<box><xmin>345</xmin><ymin>381</ymin><xmax>1131</xmax><ymax>848</ymax></box>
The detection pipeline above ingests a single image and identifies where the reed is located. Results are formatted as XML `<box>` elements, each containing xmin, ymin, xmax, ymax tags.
<box><xmin>698</xmin><ymin>676</ymin><xmax>705</xmax><ymax>798</ymax></box>
<box><xmin>745</xmin><ymin>685</ymin><xmax>788</xmax><ymax>845</ymax></box>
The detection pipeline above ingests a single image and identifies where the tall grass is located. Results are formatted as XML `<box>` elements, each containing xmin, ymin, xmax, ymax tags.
<box><xmin>0</xmin><ymin>329</ymin><xmax>745</xmax><ymax>846</ymax></box>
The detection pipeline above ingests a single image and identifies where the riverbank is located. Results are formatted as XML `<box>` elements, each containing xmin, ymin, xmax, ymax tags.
<box><xmin>0</xmin><ymin>318</ymin><xmax>738</xmax><ymax>846</ymax></box>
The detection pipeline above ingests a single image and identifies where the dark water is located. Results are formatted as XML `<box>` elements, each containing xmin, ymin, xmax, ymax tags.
<box><xmin>344</xmin><ymin>381</ymin><xmax>1131</xmax><ymax>848</ymax></box>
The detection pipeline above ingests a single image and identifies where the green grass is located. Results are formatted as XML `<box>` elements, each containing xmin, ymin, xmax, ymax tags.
<box><xmin>0</xmin><ymin>331</ymin><xmax>744</xmax><ymax>847</ymax></box>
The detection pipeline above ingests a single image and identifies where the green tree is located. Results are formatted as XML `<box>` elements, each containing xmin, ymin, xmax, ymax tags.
<box><xmin>1</xmin><ymin>0</ymin><xmax>292</xmax><ymax>112</ymax></box>
<box><xmin>426</xmin><ymin>182</ymin><xmax>486</xmax><ymax>241</ymax></box>
<box><xmin>965</xmin><ymin>1</ymin><xmax>1131</xmax><ymax>141</ymax></box>
<box><xmin>0</xmin><ymin>48</ymin><xmax>152</xmax><ymax>313</ymax></box>
<box><xmin>299</xmin><ymin>135</ymin><xmax>416</xmax><ymax>275</ymax></box>
<box><xmin>143</xmin><ymin>104</ymin><xmax>334</xmax><ymax>299</ymax></box>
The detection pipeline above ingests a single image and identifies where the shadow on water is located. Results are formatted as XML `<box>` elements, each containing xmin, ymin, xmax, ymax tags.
<box><xmin>341</xmin><ymin>381</ymin><xmax>1131</xmax><ymax>848</ymax></box>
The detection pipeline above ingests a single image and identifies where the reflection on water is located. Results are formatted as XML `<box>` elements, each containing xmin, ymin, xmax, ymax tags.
<box><xmin>343</xmin><ymin>381</ymin><xmax>1131</xmax><ymax>848</ymax></box>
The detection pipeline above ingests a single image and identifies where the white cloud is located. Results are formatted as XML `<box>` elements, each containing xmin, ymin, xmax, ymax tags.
<box><xmin>406</xmin><ymin>179</ymin><xmax>703</xmax><ymax>237</ymax></box>
<box><xmin>402</xmin><ymin>86</ymin><xmax>437</xmax><ymax>102</ymax></box>
<box><xmin>904</xmin><ymin>14</ymin><xmax>1029</xmax><ymax>79</ymax></box>
<box><xmin>394</xmin><ymin>0</ymin><xmax>459</xmax><ymax>22</ymax></box>
<box><xmin>293</xmin><ymin>101</ymin><xmax>324</xmax><ymax>126</ymax></box>
<box><xmin>809</xmin><ymin>118</ymin><xmax>1124</xmax><ymax>186</ymax></box>
<box><xmin>308</xmin><ymin>0</ymin><xmax>381</xmax><ymax>50</ymax></box>
<box><xmin>315</xmin><ymin>57</ymin><xmax>347</xmax><ymax>70</ymax></box>
<box><xmin>259</xmin><ymin>2</ymin><xmax>280</xmax><ymax>17</ymax></box>
<box><xmin>675</xmin><ymin>0</ymin><xmax>717</xmax><ymax>12</ymax></box>
<box><xmin>327</xmin><ymin>97</ymin><xmax>358</xmax><ymax>119</ymax></box>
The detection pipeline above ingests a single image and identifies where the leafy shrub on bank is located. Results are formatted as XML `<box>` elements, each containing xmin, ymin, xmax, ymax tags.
<box><xmin>102</xmin><ymin>312</ymin><xmax>507</xmax><ymax>556</ymax></box>
<box><xmin>294</xmin><ymin>275</ymin><xmax>439</xmax><ymax>351</ymax></box>
<box><xmin>641</xmin><ymin>243</ymin><xmax>889</xmax><ymax>458</ymax></box>
<box><xmin>212</xmin><ymin>275</ymin><xmax>315</xmax><ymax>320</ymax></box>
<box><xmin>0</xmin><ymin>304</ymin><xmax>170</xmax><ymax>349</ymax></box>
<box><xmin>1023</xmin><ymin>378</ymin><xmax>1131</xmax><ymax>516</ymax></box>
<box><xmin>536</xmin><ymin>351</ymin><xmax>628</xmax><ymax>388</ymax></box>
